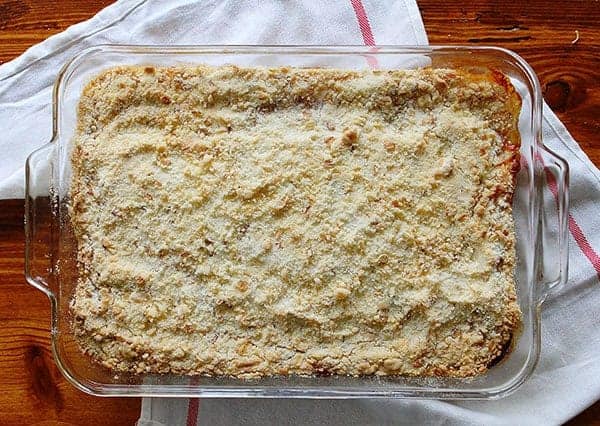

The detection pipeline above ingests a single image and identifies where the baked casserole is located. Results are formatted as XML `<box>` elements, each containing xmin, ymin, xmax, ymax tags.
<box><xmin>70</xmin><ymin>64</ymin><xmax>522</xmax><ymax>378</ymax></box>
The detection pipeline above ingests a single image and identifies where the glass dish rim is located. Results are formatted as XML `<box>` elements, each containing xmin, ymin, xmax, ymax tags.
<box><xmin>25</xmin><ymin>44</ymin><xmax>569</xmax><ymax>399</ymax></box>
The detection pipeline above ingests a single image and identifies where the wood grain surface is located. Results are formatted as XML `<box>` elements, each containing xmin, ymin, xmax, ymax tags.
<box><xmin>0</xmin><ymin>1</ymin><xmax>598</xmax><ymax>425</ymax></box>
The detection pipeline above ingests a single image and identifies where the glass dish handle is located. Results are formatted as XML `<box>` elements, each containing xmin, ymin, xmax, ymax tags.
<box><xmin>539</xmin><ymin>145</ymin><xmax>569</xmax><ymax>301</ymax></box>
<box><xmin>25</xmin><ymin>142</ymin><xmax>56</xmax><ymax>299</ymax></box>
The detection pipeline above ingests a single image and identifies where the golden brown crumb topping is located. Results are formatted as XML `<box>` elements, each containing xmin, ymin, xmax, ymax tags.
<box><xmin>70</xmin><ymin>64</ymin><xmax>522</xmax><ymax>378</ymax></box>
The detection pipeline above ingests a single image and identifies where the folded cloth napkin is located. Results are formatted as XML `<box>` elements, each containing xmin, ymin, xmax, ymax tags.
<box><xmin>2</xmin><ymin>1</ymin><xmax>598</xmax><ymax>425</ymax></box>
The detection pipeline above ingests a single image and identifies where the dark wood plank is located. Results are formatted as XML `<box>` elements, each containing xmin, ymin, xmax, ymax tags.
<box><xmin>0</xmin><ymin>0</ymin><xmax>115</xmax><ymax>65</ymax></box>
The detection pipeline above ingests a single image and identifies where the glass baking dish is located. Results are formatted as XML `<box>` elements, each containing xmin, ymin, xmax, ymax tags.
<box><xmin>24</xmin><ymin>45</ymin><xmax>569</xmax><ymax>399</ymax></box>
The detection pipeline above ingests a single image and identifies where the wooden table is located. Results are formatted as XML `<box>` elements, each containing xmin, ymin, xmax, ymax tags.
<box><xmin>0</xmin><ymin>1</ymin><xmax>597</xmax><ymax>424</ymax></box>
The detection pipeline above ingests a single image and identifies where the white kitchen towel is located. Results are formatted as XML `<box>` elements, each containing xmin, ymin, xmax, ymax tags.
<box><xmin>1</xmin><ymin>1</ymin><xmax>598</xmax><ymax>425</ymax></box>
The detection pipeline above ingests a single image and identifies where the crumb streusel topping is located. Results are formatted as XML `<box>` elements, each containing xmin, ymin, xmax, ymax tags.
<box><xmin>70</xmin><ymin>64</ymin><xmax>522</xmax><ymax>378</ymax></box>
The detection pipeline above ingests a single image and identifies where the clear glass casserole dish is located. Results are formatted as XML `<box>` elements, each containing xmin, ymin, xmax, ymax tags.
<box><xmin>25</xmin><ymin>45</ymin><xmax>569</xmax><ymax>399</ymax></box>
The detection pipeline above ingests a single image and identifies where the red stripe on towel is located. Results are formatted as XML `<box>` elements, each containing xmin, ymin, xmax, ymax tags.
<box><xmin>186</xmin><ymin>398</ymin><xmax>200</xmax><ymax>426</ymax></box>
<box><xmin>186</xmin><ymin>376</ymin><xmax>201</xmax><ymax>426</ymax></box>
<box><xmin>546</xmin><ymin>169</ymin><xmax>600</xmax><ymax>278</ymax></box>
<box><xmin>350</xmin><ymin>0</ymin><xmax>376</xmax><ymax>45</ymax></box>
